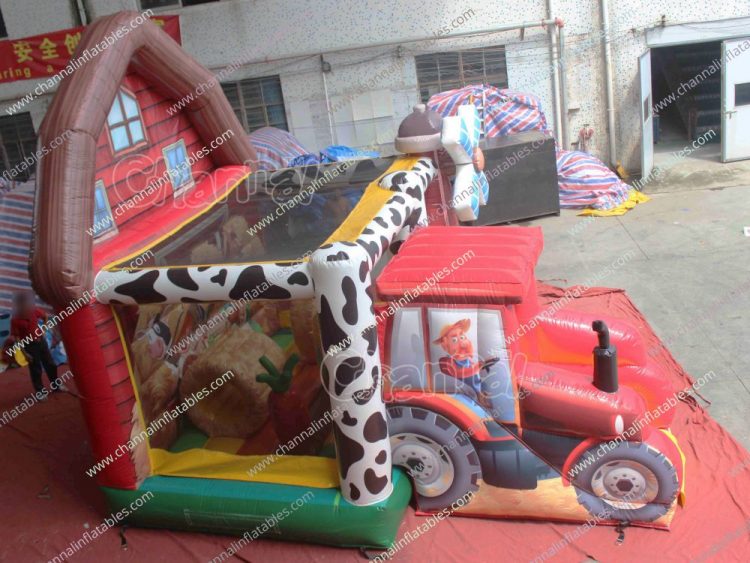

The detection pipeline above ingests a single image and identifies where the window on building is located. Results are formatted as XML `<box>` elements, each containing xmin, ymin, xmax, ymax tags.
<box><xmin>140</xmin><ymin>0</ymin><xmax>218</xmax><ymax>9</ymax></box>
<box><xmin>93</xmin><ymin>180</ymin><xmax>117</xmax><ymax>238</ymax></box>
<box><xmin>0</xmin><ymin>113</ymin><xmax>37</xmax><ymax>182</ymax></box>
<box><xmin>162</xmin><ymin>139</ymin><xmax>193</xmax><ymax>193</ymax></box>
<box><xmin>415</xmin><ymin>46</ymin><xmax>508</xmax><ymax>102</ymax></box>
<box><xmin>735</xmin><ymin>82</ymin><xmax>750</xmax><ymax>106</ymax></box>
<box><xmin>107</xmin><ymin>88</ymin><xmax>147</xmax><ymax>154</ymax></box>
<box><xmin>221</xmin><ymin>76</ymin><xmax>288</xmax><ymax>133</ymax></box>
<box><xmin>0</xmin><ymin>7</ymin><xmax>7</xmax><ymax>39</ymax></box>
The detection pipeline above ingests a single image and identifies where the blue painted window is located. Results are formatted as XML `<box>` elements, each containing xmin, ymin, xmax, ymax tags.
<box><xmin>93</xmin><ymin>180</ymin><xmax>116</xmax><ymax>238</ymax></box>
<box><xmin>163</xmin><ymin>139</ymin><xmax>193</xmax><ymax>192</ymax></box>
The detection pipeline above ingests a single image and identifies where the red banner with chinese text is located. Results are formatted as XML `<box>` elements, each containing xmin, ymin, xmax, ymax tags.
<box><xmin>0</xmin><ymin>15</ymin><xmax>180</xmax><ymax>84</ymax></box>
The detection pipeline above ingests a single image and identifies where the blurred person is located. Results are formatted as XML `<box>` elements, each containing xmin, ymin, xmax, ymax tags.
<box><xmin>10</xmin><ymin>291</ymin><xmax>67</xmax><ymax>398</ymax></box>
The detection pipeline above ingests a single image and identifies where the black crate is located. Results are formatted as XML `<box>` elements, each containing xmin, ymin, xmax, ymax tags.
<box><xmin>475</xmin><ymin>131</ymin><xmax>560</xmax><ymax>225</ymax></box>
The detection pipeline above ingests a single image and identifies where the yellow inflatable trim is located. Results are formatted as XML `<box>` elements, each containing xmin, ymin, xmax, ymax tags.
<box><xmin>150</xmin><ymin>447</ymin><xmax>340</xmax><ymax>488</ymax></box>
<box><xmin>324</xmin><ymin>156</ymin><xmax>421</xmax><ymax>245</ymax></box>
<box><xmin>578</xmin><ymin>189</ymin><xmax>650</xmax><ymax>217</ymax></box>
<box><xmin>111</xmin><ymin>307</ymin><xmax>156</xmax><ymax>472</ymax></box>
<box><xmin>661</xmin><ymin>428</ymin><xmax>687</xmax><ymax>506</ymax></box>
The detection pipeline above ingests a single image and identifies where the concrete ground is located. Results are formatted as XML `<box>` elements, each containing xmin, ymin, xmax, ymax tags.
<box><xmin>521</xmin><ymin>182</ymin><xmax>750</xmax><ymax>450</ymax></box>
<box><xmin>651</xmin><ymin>138</ymin><xmax>750</xmax><ymax>193</ymax></box>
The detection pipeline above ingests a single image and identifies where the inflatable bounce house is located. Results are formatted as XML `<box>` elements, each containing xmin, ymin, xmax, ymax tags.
<box><xmin>29</xmin><ymin>13</ymin><xmax>685</xmax><ymax>548</ymax></box>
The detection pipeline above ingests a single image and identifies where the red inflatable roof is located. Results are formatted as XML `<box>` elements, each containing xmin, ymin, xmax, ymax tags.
<box><xmin>93</xmin><ymin>165</ymin><xmax>249</xmax><ymax>272</ymax></box>
<box><xmin>376</xmin><ymin>226</ymin><xmax>543</xmax><ymax>303</ymax></box>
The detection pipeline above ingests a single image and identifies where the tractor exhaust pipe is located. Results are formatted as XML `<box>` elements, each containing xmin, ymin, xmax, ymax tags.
<box><xmin>592</xmin><ymin>320</ymin><xmax>618</xmax><ymax>393</ymax></box>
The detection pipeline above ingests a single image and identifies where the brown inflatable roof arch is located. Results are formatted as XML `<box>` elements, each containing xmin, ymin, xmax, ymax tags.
<box><xmin>29</xmin><ymin>11</ymin><xmax>256</xmax><ymax>310</ymax></box>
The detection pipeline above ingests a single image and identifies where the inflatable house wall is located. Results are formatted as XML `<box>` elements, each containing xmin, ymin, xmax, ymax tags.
<box><xmin>28</xmin><ymin>13</ymin><xmax>430</xmax><ymax>546</ymax></box>
<box><xmin>29</xmin><ymin>12</ymin><xmax>255</xmax><ymax>490</ymax></box>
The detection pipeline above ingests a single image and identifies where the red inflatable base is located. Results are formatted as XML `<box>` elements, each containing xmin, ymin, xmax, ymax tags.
<box><xmin>1</xmin><ymin>285</ymin><xmax>748</xmax><ymax>562</ymax></box>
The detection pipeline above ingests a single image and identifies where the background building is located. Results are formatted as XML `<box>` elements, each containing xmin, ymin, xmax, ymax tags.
<box><xmin>0</xmin><ymin>0</ymin><xmax>749</xmax><ymax>182</ymax></box>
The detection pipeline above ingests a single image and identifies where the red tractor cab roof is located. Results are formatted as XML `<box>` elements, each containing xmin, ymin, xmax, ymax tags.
<box><xmin>376</xmin><ymin>226</ymin><xmax>543</xmax><ymax>304</ymax></box>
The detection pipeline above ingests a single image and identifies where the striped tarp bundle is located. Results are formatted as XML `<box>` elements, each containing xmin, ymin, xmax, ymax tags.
<box><xmin>556</xmin><ymin>149</ymin><xmax>631</xmax><ymax>209</ymax></box>
<box><xmin>248</xmin><ymin>127</ymin><xmax>319</xmax><ymax>171</ymax></box>
<box><xmin>428</xmin><ymin>85</ymin><xmax>632</xmax><ymax>210</ymax></box>
<box><xmin>0</xmin><ymin>181</ymin><xmax>50</xmax><ymax>316</ymax></box>
<box><xmin>428</xmin><ymin>85</ymin><xmax>552</xmax><ymax>139</ymax></box>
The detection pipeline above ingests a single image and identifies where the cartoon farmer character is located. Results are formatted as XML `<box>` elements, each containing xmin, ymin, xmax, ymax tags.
<box><xmin>434</xmin><ymin>318</ymin><xmax>483</xmax><ymax>395</ymax></box>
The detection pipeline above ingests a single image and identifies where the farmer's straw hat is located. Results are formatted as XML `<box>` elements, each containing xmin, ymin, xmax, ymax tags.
<box><xmin>433</xmin><ymin>318</ymin><xmax>471</xmax><ymax>344</ymax></box>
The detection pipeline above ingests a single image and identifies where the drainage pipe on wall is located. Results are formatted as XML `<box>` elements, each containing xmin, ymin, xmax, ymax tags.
<box><xmin>600</xmin><ymin>0</ymin><xmax>617</xmax><ymax>166</ymax></box>
<box><xmin>557</xmin><ymin>22</ymin><xmax>570</xmax><ymax>150</ymax></box>
<box><xmin>546</xmin><ymin>1</ymin><xmax>564</xmax><ymax>146</ymax></box>
<box><xmin>321</xmin><ymin>58</ymin><xmax>337</xmax><ymax>145</ymax></box>
<box><xmin>73</xmin><ymin>0</ymin><xmax>89</xmax><ymax>26</ymax></box>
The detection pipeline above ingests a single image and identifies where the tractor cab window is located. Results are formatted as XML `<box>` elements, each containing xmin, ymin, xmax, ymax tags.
<box><xmin>421</xmin><ymin>306</ymin><xmax>517</xmax><ymax>423</ymax></box>
<box><xmin>388</xmin><ymin>307</ymin><xmax>428</xmax><ymax>391</ymax></box>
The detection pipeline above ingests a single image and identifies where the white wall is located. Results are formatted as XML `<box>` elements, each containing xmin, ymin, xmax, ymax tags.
<box><xmin>165</xmin><ymin>0</ymin><xmax>558</xmax><ymax>156</ymax></box>
<box><xmin>605</xmin><ymin>0</ymin><xmax>750</xmax><ymax>171</ymax></box>
<box><xmin>0</xmin><ymin>0</ymin><xmax>749</xmax><ymax>171</ymax></box>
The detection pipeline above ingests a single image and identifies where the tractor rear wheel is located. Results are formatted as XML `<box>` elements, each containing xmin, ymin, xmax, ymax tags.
<box><xmin>387</xmin><ymin>405</ymin><xmax>481</xmax><ymax>512</ymax></box>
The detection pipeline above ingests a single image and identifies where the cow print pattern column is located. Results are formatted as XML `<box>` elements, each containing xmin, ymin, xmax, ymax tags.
<box><xmin>379</xmin><ymin>157</ymin><xmax>435</xmax><ymax>254</ymax></box>
<box><xmin>95</xmin><ymin>262</ymin><xmax>313</xmax><ymax>305</ymax></box>
<box><xmin>310</xmin><ymin>158</ymin><xmax>435</xmax><ymax>505</ymax></box>
<box><xmin>310</xmin><ymin>243</ymin><xmax>392</xmax><ymax>506</ymax></box>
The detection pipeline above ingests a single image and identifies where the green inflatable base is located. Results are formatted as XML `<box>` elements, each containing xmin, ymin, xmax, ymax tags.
<box><xmin>102</xmin><ymin>469</ymin><xmax>411</xmax><ymax>549</ymax></box>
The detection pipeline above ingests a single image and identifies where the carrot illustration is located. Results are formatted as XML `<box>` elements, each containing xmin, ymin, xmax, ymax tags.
<box><xmin>257</xmin><ymin>354</ymin><xmax>320</xmax><ymax>454</ymax></box>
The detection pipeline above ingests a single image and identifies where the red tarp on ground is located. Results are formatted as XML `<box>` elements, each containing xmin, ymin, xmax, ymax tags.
<box><xmin>1</xmin><ymin>285</ymin><xmax>749</xmax><ymax>562</ymax></box>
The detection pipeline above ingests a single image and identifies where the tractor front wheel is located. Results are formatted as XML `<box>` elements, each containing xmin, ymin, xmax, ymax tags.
<box><xmin>569</xmin><ymin>441</ymin><xmax>679</xmax><ymax>522</ymax></box>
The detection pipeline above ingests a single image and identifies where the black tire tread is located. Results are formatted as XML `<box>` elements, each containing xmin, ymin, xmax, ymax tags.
<box><xmin>571</xmin><ymin>441</ymin><xmax>679</xmax><ymax>522</ymax></box>
<box><xmin>387</xmin><ymin>405</ymin><xmax>481</xmax><ymax>511</ymax></box>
